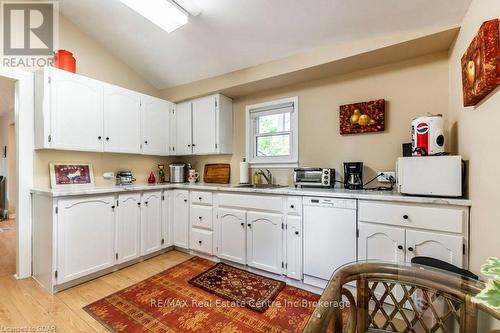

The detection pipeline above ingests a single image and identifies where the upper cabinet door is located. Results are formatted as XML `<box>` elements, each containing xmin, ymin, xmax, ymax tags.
<box><xmin>406</xmin><ymin>229</ymin><xmax>463</xmax><ymax>267</ymax></box>
<box><xmin>50</xmin><ymin>68</ymin><xmax>103</xmax><ymax>151</ymax></box>
<box><xmin>174</xmin><ymin>101</ymin><xmax>192</xmax><ymax>155</ymax></box>
<box><xmin>192</xmin><ymin>96</ymin><xmax>217</xmax><ymax>155</ymax></box>
<box><xmin>103</xmin><ymin>85</ymin><xmax>141</xmax><ymax>154</ymax></box>
<box><xmin>246</xmin><ymin>211</ymin><xmax>283</xmax><ymax>275</ymax></box>
<box><xmin>141</xmin><ymin>95</ymin><xmax>170</xmax><ymax>155</ymax></box>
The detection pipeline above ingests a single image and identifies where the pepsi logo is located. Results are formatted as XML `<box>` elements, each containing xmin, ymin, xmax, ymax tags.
<box><xmin>416</xmin><ymin>122</ymin><xmax>429</xmax><ymax>134</ymax></box>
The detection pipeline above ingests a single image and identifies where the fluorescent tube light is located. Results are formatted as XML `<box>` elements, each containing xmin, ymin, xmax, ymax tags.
<box><xmin>120</xmin><ymin>0</ymin><xmax>188</xmax><ymax>33</ymax></box>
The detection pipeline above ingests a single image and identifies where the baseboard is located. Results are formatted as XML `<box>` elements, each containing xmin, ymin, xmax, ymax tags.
<box><xmin>8</xmin><ymin>213</ymin><xmax>15</xmax><ymax>219</ymax></box>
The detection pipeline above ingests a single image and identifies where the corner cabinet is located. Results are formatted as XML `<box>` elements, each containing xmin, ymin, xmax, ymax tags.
<box><xmin>35</xmin><ymin>66</ymin><xmax>173</xmax><ymax>155</ymax></box>
<box><xmin>172</xmin><ymin>94</ymin><xmax>233</xmax><ymax>155</ymax></box>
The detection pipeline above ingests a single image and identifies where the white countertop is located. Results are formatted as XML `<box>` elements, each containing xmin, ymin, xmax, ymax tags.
<box><xmin>31</xmin><ymin>183</ymin><xmax>472</xmax><ymax>207</ymax></box>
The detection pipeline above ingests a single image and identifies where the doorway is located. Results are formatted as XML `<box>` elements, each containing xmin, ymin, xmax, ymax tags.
<box><xmin>0</xmin><ymin>78</ymin><xmax>16</xmax><ymax>277</ymax></box>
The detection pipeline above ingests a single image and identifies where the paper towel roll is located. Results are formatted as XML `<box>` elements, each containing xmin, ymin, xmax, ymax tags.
<box><xmin>239</xmin><ymin>160</ymin><xmax>249</xmax><ymax>184</ymax></box>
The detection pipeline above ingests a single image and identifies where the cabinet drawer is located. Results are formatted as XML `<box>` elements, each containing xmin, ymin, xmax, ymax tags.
<box><xmin>190</xmin><ymin>205</ymin><xmax>213</xmax><ymax>229</ymax></box>
<box><xmin>218</xmin><ymin>193</ymin><xmax>284</xmax><ymax>212</ymax></box>
<box><xmin>190</xmin><ymin>228</ymin><xmax>213</xmax><ymax>255</ymax></box>
<box><xmin>286</xmin><ymin>197</ymin><xmax>302</xmax><ymax>216</ymax></box>
<box><xmin>359</xmin><ymin>201</ymin><xmax>465</xmax><ymax>233</ymax></box>
<box><xmin>190</xmin><ymin>191</ymin><xmax>213</xmax><ymax>205</ymax></box>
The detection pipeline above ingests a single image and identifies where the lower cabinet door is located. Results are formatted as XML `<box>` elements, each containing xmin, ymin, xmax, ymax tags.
<box><xmin>56</xmin><ymin>195</ymin><xmax>115</xmax><ymax>284</ymax></box>
<box><xmin>116</xmin><ymin>193</ymin><xmax>141</xmax><ymax>264</ymax></box>
<box><xmin>286</xmin><ymin>215</ymin><xmax>302</xmax><ymax>280</ymax></box>
<box><xmin>406</xmin><ymin>229</ymin><xmax>464</xmax><ymax>267</ymax></box>
<box><xmin>358</xmin><ymin>223</ymin><xmax>406</xmax><ymax>262</ymax></box>
<box><xmin>190</xmin><ymin>228</ymin><xmax>213</xmax><ymax>255</ymax></box>
<box><xmin>247</xmin><ymin>211</ymin><xmax>283</xmax><ymax>274</ymax></box>
<box><xmin>162</xmin><ymin>191</ymin><xmax>173</xmax><ymax>248</ymax></box>
<box><xmin>173</xmin><ymin>190</ymin><xmax>189</xmax><ymax>248</ymax></box>
<box><xmin>218</xmin><ymin>208</ymin><xmax>246</xmax><ymax>264</ymax></box>
<box><xmin>140</xmin><ymin>191</ymin><xmax>162</xmax><ymax>256</ymax></box>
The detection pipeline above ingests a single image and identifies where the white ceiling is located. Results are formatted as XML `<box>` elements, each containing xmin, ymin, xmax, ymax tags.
<box><xmin>0</xmin><ymin>78</ymin><xmax>15</xmax><ymax>117</ymax></box>
<box><xmin>59</xmin><ymin>0</ymin><xmax>471</xmax><ymax>89</ymax></box>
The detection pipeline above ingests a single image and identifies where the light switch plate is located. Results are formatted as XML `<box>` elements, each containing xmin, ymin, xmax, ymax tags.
<box><xmin>103</xmin><ymin>172</ymin><xmax>115</xmax><ymax>179</ymax></box>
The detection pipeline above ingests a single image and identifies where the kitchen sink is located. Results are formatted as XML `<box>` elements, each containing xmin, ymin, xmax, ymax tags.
<box><xmin>231</xmin><ymin>184</ymin><xmax>288</xmax><ymax>189</ymax></box>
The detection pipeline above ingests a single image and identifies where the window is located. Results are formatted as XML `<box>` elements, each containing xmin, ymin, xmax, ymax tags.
<box><xmin>246</xmin><ymin>97</ymin><xmax>298</xmax><ymax>167</ymax></box>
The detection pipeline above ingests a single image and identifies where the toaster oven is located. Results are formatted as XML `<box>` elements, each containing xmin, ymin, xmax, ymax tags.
<box><xmin>294</xmin><ymin>168</ymin><xmax>335</xmax><ymax>188</ymax></box>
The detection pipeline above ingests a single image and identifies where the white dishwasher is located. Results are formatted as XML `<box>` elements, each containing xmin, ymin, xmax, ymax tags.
<box><xmin>303</xmin><ymin>197</ymin><xmax>357</xmax><ymax>288</ymax></box>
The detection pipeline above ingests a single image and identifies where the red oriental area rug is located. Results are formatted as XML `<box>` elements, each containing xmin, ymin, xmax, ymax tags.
<box><xmin>188</xmin><ymin>262</ymin><xmax>285</xmax><ymax>312</ymax></box>
<box><xmin>84</xmin><ymin>257</ymin><xmax>332</xmax><ymax>333</ymax></box>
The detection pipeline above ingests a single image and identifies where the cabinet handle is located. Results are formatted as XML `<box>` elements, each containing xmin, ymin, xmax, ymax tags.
<box><xmin>240</xmin><ymin>222</ymin><xmax>244</xmax><ymax>227</ymax></box>
<box><xmin>111</xmin><ymin>205</ymin><xmax>115</xmax><ymax>210</ymax></box>
<box><xmin>198</xmin><ymin>240</ymin><xmax>202</xmax><ymax>245</ymax></box>
<box><xmin>184</xmin><ymin>199</ymin><xmax>187</xmax><ymax>203</ymax></box>
<box><xmin>247</xmin><ymin>223</ymin><xmax>251</xmax><ymax>228</ymax></box>
<box><xmin>295</xmin><ymin>231</ymin><xmax>299</xmax><ymax>235</ymax></box>
<box><xmin>199</xmin><ymin>197</ymin><xmax>202</xmax><ymax>201</ymax></box>
<box><xmin>144</xmin><ymin>140</ymin><xmax>148</xmax><ymax>144</ymax></box>
<box><xmin>192</xmin><ymin>144</ymin><xmax>196</xmax><ymax>147</ymax></box>
<box><xmin>290</xmin><ymin>205</ymin><xmax>295</xmax><ymax>209</ymax></box>
<box><xmin>198</xmin><ymin>216</ymin><xmax>202</xmax><ymax>220</ymax></box>
<box><xmin>408</xmin><ymin>247</ymin><xmax>414</xmax><ymax>252</ymax></box>
<box><xmin>403</xmin><ymin>215</ymin><xmax>409</xmax><ymax>220</ymax></box>
<box><xmin>144</xmin><ymin>201</ymin><xmax>148</xmax><ymax>205</ymax></box>
<box><xmin>188</xmin><ymin>144</ymin><xmax>191</xmax><ymax>147</ymax></box>
<box><xmin>98</xmin><ymin>136</ymin><xmax>102</xmax><ymax>140</ymax></box>
<box><xmin>398</xmin><ymin>245</ymin><xmax>403</xmax><ymax>250</ymax></box>
<box><xmin>105</xmin><ymin>137</ymin><xmax>110</xmax><ymax>141</ymax></box>
<box><xmin>137</xmin><ymin>202</ymin><xmax>141</xmax><ymax>206</ymax></box>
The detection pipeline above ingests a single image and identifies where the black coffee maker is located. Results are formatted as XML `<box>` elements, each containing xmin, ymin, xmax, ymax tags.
<box><xmin>344</xmin><ymin>162</ymin><xmax>363</xmax><ymax>190</ymax></box>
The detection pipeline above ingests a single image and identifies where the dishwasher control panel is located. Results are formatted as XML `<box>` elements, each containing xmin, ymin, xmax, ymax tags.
<box><xmin>304</xmin><ymin>197</ymin><xmax>356</xmax><ymax>209</ymax></box>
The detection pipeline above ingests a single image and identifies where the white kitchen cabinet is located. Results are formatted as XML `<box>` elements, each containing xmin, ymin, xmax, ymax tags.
<box><xmin>173</xmin><ymin>101</ymin><xmax>192</xmax><ymax>155</ymax></box>
<box><xmin>218</xmin><ymin>208</ymin><xmax>247</xmax><ymax>265</ymax></box>
<box><xmin>190</xmin><ymin>228</ymin><xmax>213</xmax><ymax>255</ymax></box>
<box><xmin>162</xmin><ymin>191</ymin><xmax>173</xmax><ymax>247</ymax></box>
<box><xmin>358</xmin><ymin>223</ymin><xmax>406</xmax><ymax>263</ymax></box>
<box><xmin>116</xmin><ymin>193</ymin><xmax>141</xmax><ymax>264</ymax></box>
<box><xmin>41</xmin><ymin>67</ymin><xmax>104</xmax><ymax>151</ymax></box>
<box><xmin>173</xmin><ymin>94</ymin><xmax>233</xmax><ymax>155</ymax></box>
<box><xmin>286</xmin><ymin>215</ymin><xmax>302</xmax><ymax>280</ymax></box>
<box><xmin>247</xmin><ymin>211</ymin><xmax>283</xmax><ymax>275</ymax></box>
<box><xmin>56</xmin><ymin>195</ymin><xmax>115</xmax><ymax>284</ymax></box>
<box><xmin>140</xmin><ymin>95</ymin><xmax>171</xmax><ymax>155</ymax></box>
<box><xmin>406</xmin><ymin>229</ymin><xmax>463</xmax><ymax>267</ymax></box>
<box><xmin>173</xmin><ymin>190</ymin><xmax>189</xmax><ymax>249</ymax></box>
<box><xmin>140</xmin><ymin>191</ymin><xmax>162</xmax><ymax>255</ymax></box>
<box><xmin>103</xmin><ymin>85</ymin><xmax>141</xmax><ymax>154</ymax></box>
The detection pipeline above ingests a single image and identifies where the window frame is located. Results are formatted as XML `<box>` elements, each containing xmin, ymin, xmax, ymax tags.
<box><xmin>245</xmin><ymin>96</ymin><xmax>299</xmax><ymax>168</ymax></box>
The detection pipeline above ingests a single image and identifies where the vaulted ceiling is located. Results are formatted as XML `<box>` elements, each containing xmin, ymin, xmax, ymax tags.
<box><xmin>59</xmin><ymin>0</ymin><xmax>471</xmax><ymax>89</ymax></box>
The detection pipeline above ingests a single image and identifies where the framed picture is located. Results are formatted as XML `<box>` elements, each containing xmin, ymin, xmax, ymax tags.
<box><xmin>461</xmin><ymin>19</ymin><xmax>500</xmax><ymax>106</ymax></box>
<box><xmin>49</xmin><ymin>163</ymin><xmax>95</xmax><ymax>189</ymax></box>
<box><xmin>339</xmin><ymin>99</ymin><xmax>385</xmax><ymax>134</ymax></box>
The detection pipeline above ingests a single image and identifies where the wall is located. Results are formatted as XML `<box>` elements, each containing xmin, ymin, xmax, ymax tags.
<box><xmin>182</xmin><ymin>52</ymin><xmax>449</xmax><ymax>186</ymax></box>
<box><xmin>448</xmin><ymin>0</ymin><xmax>500</xmax><ymax>279</ymax></box>
<box><xmin>0</xmin><ymin>107</ymin><xmax>14</xmax><ymax>213</ymax></box>
<box><xmin>33</xmin><ymin>16</ymin><xmax>169</xmax><ymax>188</ymax></box>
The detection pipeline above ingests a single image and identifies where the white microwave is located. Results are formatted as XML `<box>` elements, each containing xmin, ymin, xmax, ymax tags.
<box><xmin>396</xmin><ymin>156</ymin><xmax>463</xmax><ymax>197</ymax></box>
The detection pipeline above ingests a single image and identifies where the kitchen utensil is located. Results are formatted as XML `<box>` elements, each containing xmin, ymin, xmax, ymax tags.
<box><xmin>203</xmin><ymin>164</ymin><xmax>230</xmax><ymax>184</ymax></box>
<box><xmin>344</xmin><ymin>162</ymin><xmax>363</xmax><ymax>190</ymax></box>
<box><xmin>116</xmin><ymin>171</ymin><xmax>136</xmax><ymax>185</ymax></box>
<box><xmin>169</xmin><ymin>162</ymin><xmax>187</xmax><ymax>183</ymax></box>
<box><xmin>54</xmin><ymin>50</ymin><xmax>76</xmax><ymax>73</ymax></box>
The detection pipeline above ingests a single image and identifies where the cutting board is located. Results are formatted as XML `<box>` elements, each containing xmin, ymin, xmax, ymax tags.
<box><xmin>204</xmin><ymin>164</ymin><xmax>231</xmax><ymax>184</ymax></box>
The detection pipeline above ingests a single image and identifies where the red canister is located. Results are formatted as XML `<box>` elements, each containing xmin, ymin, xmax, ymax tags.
<box><xmin>53</xmin><ymin>50</ymin><xmax>76</xmax><ymax>73</ymax></box>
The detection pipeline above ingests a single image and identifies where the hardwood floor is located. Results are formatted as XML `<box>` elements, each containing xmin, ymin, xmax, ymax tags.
<box><xmin>0</xmin><ymin>250</ymin><xmax>192</xmax><ymax>332</ymax></box>
<box><xmin>0</xmin><ymin>218</ymin><xmax>16</xmax><ymax>277</ymax></box>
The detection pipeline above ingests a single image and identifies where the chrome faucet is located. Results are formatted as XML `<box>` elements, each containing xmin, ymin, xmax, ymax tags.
<box><xmin>258</xmin><ymin>169</ymin><xmax>273</xmax><ymax>184</ymax></box>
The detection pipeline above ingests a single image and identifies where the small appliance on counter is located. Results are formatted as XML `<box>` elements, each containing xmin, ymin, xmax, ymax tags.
<box><xmin>169</xmin><ymin>162</ymin><xmax>187</xmax><ymax>183</ymax></box>
<box><xmin>116</xmin><ymin>171</ymin><xmax>136</xmax><ymax>185</ymax></box>
<box><xmin>293</xmin><ymin>168</ymin><xmax>335</xmax><ymax>188</ymax></box>
<box><xmin>397</xmin><ymin>155</ymin><xmax>463</xmax><ymax>197</ymax></box>
<box><xmin>344</xmin><ymin>162</ymin><xmax>363</xmax><ymax>190</ymax></box>
<box><xmin>411</xmin><ymin>115</ymin><xmax>445</xmax><ymax>156</ymax></box>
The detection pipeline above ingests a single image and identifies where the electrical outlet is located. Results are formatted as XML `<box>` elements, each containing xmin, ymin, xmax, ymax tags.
<box><xmin>377</xmin><ymin>171</ymin><xmax>396</xmax><ymax>183</ymax></box>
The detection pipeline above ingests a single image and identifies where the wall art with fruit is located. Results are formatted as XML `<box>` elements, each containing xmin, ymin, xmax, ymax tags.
<box><xmin>339</xmin><ymin>99</ymin><xmax>385</xmax><ymax>135</ymax></box>
<box><xmin>461</xmin><ymin>18</ymin><xmax>500</xmax><ymax>107</ymax></box>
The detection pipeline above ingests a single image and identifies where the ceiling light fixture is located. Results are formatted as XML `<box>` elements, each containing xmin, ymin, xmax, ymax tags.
<box><xmin>119</xmin><ymin>0</ymin><xmax>189</xmax><ymax>33</ymax></box>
